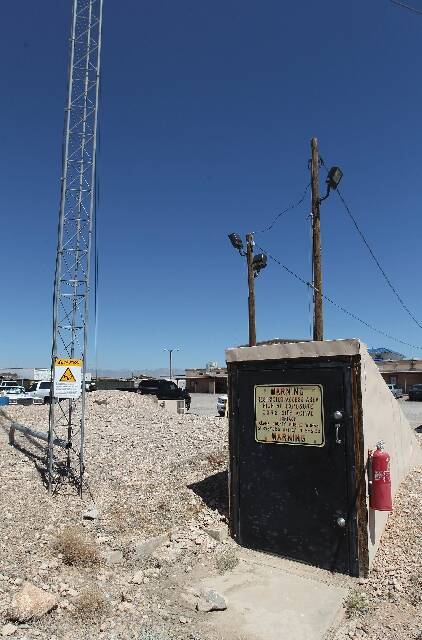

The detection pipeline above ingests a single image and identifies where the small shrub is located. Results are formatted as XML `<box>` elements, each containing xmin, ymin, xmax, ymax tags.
<box><xmin>73</xmin><ymin>586</ymin><xmax>109</xmax><ymax>621</ymax></box>
<box><xmin>216</xmin><ymin>549</ymin><xmax>239</xmax><ymax>574</ymax></box>
<box><xmin>344</xmin><ymin>590</ymin><xmax>370</xmax><ymax>618</ymax></box>
<box><xmin>55</xmin><ymin>526</ymin><xmax>100</xmax><ymax>567</ymax></box>
<box><xmin>207</xmin><ymin>451</ymin><xmax>227</xmax><ymax>469</ymax></box>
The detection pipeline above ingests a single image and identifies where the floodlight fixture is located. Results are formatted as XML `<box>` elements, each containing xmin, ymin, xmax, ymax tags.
<box><xmin>253</xmin><ymin>252</ymin><xmax>267</xmax><ymax>276</ymax></box>
<box><xmin>227</xmin><ymin>232</ymin><xmax>267</xmax><ymax>346</ymax></box>
<box><xmin>326</xmin><ymin>166</ymin><xmax>343</xmax><ymax>190</ymax></box>
<box><xmin>228</xmin><ymin>233</ymin><xmax>245</xmax><ymax>254</ymax></box>
<box><xmin>320</xmin><ymin>166</ymin><xmax>343</xmax><ymax>203</ymax></box>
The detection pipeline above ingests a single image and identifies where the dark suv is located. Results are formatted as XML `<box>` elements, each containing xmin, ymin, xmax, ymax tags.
<box><xmin>138</xmin><ymin>379</ymin><xmax>191</xmax><ymax>411</ymax></box>
<box><xmin>408</xmin><ymin>384</ymin><xmax>422</xmax><ymax>401</ymax></box>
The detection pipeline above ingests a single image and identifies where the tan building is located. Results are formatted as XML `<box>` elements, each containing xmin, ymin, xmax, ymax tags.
<box><xmin>377</xmin><ymin>359</ymin><xmax>422</xmax><ymax>392</ymax></box>
<box><xmin>184</xmin><ymin>367</ymin><xmax>228</xmax><ymax>394</ymax></box>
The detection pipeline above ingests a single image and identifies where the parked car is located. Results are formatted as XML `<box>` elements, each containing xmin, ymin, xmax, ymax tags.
<box><xmin>137</xmin><ymin>379</ymin><xmax>191</xmax><ymax>411</ymax></box>
<box><xmin>27</xmin><ymin>379</ymin><xmax>95</xmax><ymax>404</ymax></box>
<box><xmin>217</xmin><ymin>394</ymin><xmax>228</xmax><ymax>416</ymax></box>
<box><xmin>0</xmin><ymin>381</ymin><xmax>22</xmax><ymax>393</ymax></box>
<box><xmin>387</xmin><ymin>383</ymin><xmax>403</xmax><ymax>399</ymax></box>
<box><xmin>1</xmin><ymin>387</ymin><xmax>43</xmax><ymax>406</ymax></box>
<box><xmin>27</xmin><ymin>381</ymin><xmax>53</xmax><ymax>404</ymax></box>
<box><xmin>408</xmin><ymin>384</ymin><xmax>422</xmax><ymax>401</ymax></box>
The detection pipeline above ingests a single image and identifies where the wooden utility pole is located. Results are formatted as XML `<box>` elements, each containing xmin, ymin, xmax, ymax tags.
<box><xmin>246</xmin><ymin>233</ymin><xmax>257</xmax><ymax>347</ymax></box>
<box><xmin>311</xmin><ymin>137</ymin><xmax>323</xmax><ymax>341</ymax></box>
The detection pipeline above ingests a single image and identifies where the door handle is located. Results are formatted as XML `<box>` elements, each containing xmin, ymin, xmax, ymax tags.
<box><xmin>335</xmin><ymin>424</ymin><xmax>342</xmax><ymax>444</ymax></box>
<box><xmin>333</xmin><ymin>410</ymin><xmax>343</xmax><ymax>445</ymax></box>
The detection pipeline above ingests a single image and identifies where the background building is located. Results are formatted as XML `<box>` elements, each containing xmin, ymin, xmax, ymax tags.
<box><xmin>377</xmin><ymin>359</ymin><xmax>422</xmax><ymax>392</ymax></box>
<box><xmin>183</xmin><ymin>363</ymin><xmax>228</xmax><ymax>394</ymax></box>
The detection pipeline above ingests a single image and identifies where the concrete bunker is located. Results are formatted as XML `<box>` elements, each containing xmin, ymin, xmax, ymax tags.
<box><xmin>226</xmin><ymin>339</ymin><xmax>421</xmax><ymax>576</ymax></box>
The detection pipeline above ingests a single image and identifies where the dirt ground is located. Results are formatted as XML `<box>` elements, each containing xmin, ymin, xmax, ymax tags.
<box><xmin>0</xmin><ymin>392</ymin><xmax>420</xmax><ymax>640</ymax></box>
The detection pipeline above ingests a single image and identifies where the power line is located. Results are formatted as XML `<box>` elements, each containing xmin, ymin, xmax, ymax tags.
<box><xmin>335</xmin><ymin>187</ymin><xmax>422</xmax><ymax>331</ymax></box>
<box><xmin>256</xmin><ymin>182</ymin><xmax>311</xmax><ymax>233</ymax></box>
<box><xmin>255</xmin><ymin>243</ymin><xmax>422</xmax><ymax>351</ymax></box>
<box><xmin>389</xmin><ymin>0</ymin><xmax>422</xmax><ymax>15</ymax></box>
<box><xmin>318</xmin><ymin>159</ymin><xmax>422</xmax><ymax>331</ymax></box>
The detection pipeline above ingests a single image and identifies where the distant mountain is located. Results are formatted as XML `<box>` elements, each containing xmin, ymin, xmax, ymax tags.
<box><xmin>92</xmin><ymin>367</ymin><xmax>185</xmax><ymax>379</ymax></box>
<box><xmin>368</xmin><ymin>348</ymin><xmax>405</xmax><ymax>362</ymax></box>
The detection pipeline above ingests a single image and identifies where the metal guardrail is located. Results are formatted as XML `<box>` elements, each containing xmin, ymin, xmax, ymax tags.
<box><xmin>9</xmin><ymin>422</ymin><xmax>70</xmax><ymax>450</ymax></box>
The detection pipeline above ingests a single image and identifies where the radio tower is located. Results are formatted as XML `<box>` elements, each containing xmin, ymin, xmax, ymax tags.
<box><xmin>48</xmin><ymin>0</ymin><xmax>104</xmax><ymax>495</ymax></box>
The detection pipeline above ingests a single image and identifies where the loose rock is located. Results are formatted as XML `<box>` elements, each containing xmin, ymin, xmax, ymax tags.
<box><xmin>83</xmin><ymin>505</ymin><xmax>99</xmax><ymax>520</ymax></box>
<box><xmin>8</xmin><ymin>582</ymin><xmax>57</xmax><ymax>622</ymax></box>
<box><xmin>131</xmin><ymin>570</ymin><xmax>144</xmax><ymax>585</ymax></box>
<box><xmin>133</xmin><ymin>534</ymin><xmax>169</xmax><ymax>561</ymax></box>
<box><xmin>196</xmin><ymin>588</ymin><xmax>227</xmax><ymax>612</ymax></box>
<box><xmin>106</xmin><ymin>550</ymin><xmax>124</xmax><ymax>566</ymax></box>
<box><xmin>205</xmin><ymin>526</ymin><xmax>228</xmax><ymax>543</ymax></box>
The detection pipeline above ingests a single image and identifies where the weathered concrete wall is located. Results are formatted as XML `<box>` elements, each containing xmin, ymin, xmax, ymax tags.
<box><xmin>155</xmin><ymin>397</ymin><xmax>186</xmax><ymax>414</ymax></box>
<box><xmin>359</xmin><ymin>345</ymin><xmax>422</xmax><ymax>566</ymax></box>
<box><xmin>226</xmin><ymin>338</ymin><xmax>422</xmax><ymax>573</ymax></box>
<box><xmin>226</xmin><ymin>338</ymin><xmax>361</xmax><ymax>363</ymax></box>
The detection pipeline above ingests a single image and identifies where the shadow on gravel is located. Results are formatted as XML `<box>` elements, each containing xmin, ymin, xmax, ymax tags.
<box><xmin>0</xmin><ymin>420</ymin><xmax>79</xmax><ymax>494</ymax></box>
<box><xmin>0</xmin><ymin>409</ymin><xmax>75</xmax><ymax>493</ymax></box>
<box><xmin>0</xmin><ymin>411</ymin><xmax>49</xmax><ymax>486</ymax></box>
<box><xmin>188</xmin><ymin>470</ymin><xmax>229</xmax><ymax>520</ymax></box>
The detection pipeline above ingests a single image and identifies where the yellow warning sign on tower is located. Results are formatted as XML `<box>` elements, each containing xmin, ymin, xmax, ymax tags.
<box><xmin>54</xmin><ymin>357</ymin><xmax>83</xmax><ymax>399</ymax></box>
<box><xmin>60</xmin><ymin>367</ymin><xmax>77</xmax><ymax>383</ymax></box>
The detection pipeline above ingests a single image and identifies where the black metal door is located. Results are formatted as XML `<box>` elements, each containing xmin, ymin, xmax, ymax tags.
<box><xmin>232</xmin><ymin>360</ymin><xmax>357</xmax><ymax>575</ymax></box>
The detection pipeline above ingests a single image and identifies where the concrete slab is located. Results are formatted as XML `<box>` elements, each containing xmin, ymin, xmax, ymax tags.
<box><xmin>198</xmin><ymin>553</ymin><xmax>347</xmax><ymax>640</ymax></box>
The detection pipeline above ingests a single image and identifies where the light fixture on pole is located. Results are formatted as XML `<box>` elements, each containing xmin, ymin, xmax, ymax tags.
<box><xmin>228</xmin><ymin>232</ymin><xmax>268</xmax><ymax>347</ymax></box>
<box><xmin>319</xmin><ymin>166</ymin><xmax>343</xmax><ymax>203</ymax></box>
<box><xmin>252</xmin><ymin>253</ymin><xmax>267</xmax><ymax>276</ymax></box>
<box><xmin>228</xmin><ymin>233</ymin><xmax>246</xmax><ymax>255</ymax></box>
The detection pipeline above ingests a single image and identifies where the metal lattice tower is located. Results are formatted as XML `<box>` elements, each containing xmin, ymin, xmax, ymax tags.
<box><xmin>48</xmin><ymin>0</ymin><xmax>104</xmax><ymax>495</ymax></box>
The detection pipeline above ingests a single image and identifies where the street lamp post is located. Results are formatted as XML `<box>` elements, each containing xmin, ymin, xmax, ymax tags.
<box><xmin>164</xmin><ymin>348</ymin><xmax>180</xmax><ymax>380</ymax></box>
<box><xmin>228</xmin><ymin>233</ymin><xmax>267</xmax><ymax>347</ymax></box>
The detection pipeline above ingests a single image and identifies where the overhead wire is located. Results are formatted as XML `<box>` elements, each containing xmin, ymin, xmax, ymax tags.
<box><xmin>255</xmin><ymin>243</ymin><xmax>422</xmax><ymax>351</ymax></box>
<box><xmin>389</xmin><ymin>0</ymin><xmax>422</xmax><ymax>15</ymax></box>
<box><xmin>319</xmin><ymin>159</ymin><xmax>422</xmax><ymax>331</ymax></box>
<box><xmin>256</xmin><ymin>182</ymin><xmax>311</xmax><ymax>233</ymax></box>
<box><xmin>93</xmin><ymin>71</ymin><xmax>102</xmax><ymax>384</ymax></box>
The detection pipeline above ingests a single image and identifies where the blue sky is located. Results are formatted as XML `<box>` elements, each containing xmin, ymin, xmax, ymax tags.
<box><xmin>1</xmin><ymin>0</ymin><xmax>422</xmax><ymax>371</ymax></box>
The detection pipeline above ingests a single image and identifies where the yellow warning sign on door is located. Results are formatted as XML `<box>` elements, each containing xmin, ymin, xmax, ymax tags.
<box><xmin>60</xmin><ymin>367</ymin><xmax>77</xmax><ymax>383</ymax></box>
<box><xmin>254</xmin><ymin>384</ymin><xmax>324</xmax><ymax>446</ymax></box>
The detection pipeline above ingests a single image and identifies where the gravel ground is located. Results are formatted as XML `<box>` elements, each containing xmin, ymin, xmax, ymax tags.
<box><xmin>329</xmin><ymin>400</ymin><xmax>422</xmax><ymax>640</ymax></box>
<box><xmin>0</xmin><ymin>391</ymin><xmax>420</xmax><ymax>640</ymax></box>
<box><xmin>400</xmin><ymin>399</ymin><xmax>422</xmax><ymax>429</ymax></box>
<box><xmin>0</xmin><ymin>392</ymin><xmax>231</xmax><ymax>640</ymax></box>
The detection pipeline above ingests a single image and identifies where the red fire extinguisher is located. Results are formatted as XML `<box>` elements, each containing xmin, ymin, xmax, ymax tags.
<box><xmin>368</xmin><ymin>441</ymin><xmax>392</xmax><ymax>512</ymax></box>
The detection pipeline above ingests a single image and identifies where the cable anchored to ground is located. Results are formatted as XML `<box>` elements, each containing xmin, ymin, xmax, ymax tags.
<box><xmin>255</xmin><ymin>244</ymin><xmax>422</xmax><ymax>351</ymax></box>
